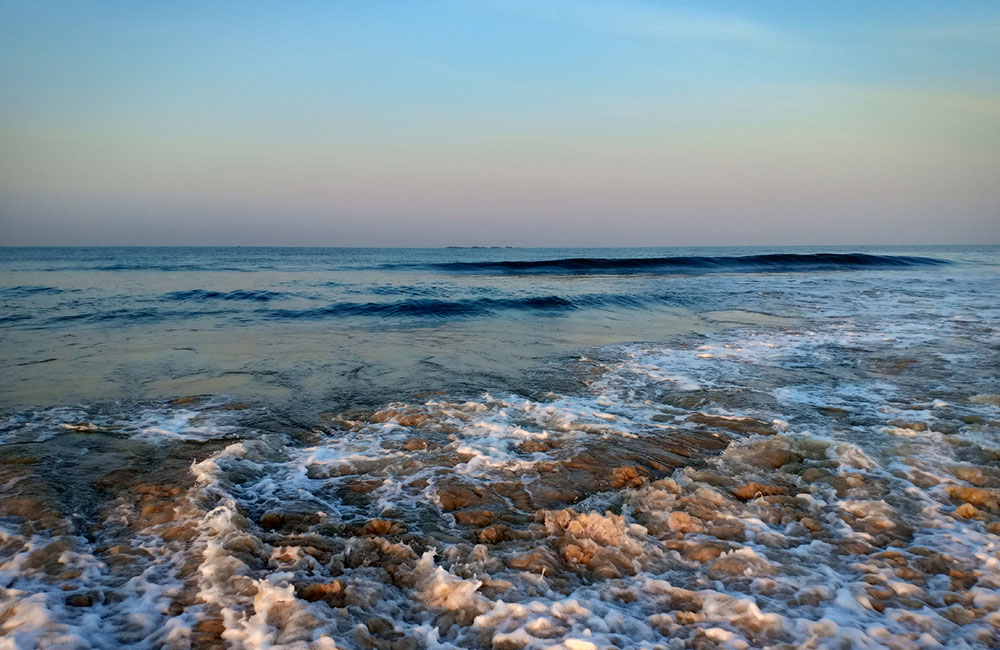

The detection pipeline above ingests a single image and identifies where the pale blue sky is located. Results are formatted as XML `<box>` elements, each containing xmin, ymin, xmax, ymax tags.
<box><xmin>1</xmin><ymin>1</ymin><xmax>998</xmax><ymax>245</ymax></box>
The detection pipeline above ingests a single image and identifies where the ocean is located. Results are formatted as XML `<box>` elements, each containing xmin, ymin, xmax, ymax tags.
<box><xmin>1</xmin><ymin>245</ymin><xmax>999</xmax><ymax>649</ymax></box>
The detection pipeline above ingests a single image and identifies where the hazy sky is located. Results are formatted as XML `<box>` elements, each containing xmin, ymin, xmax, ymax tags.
<box><xmin>1</xmin><ymin>1</ymin><xmax>998</xmax><ymax>246</ymax></box>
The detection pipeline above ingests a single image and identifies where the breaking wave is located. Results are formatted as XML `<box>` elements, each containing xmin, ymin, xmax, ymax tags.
<box><xmin>263</xmin><ymin>294</ymin><xmax>657</xmax><ymax>319</ymax></box>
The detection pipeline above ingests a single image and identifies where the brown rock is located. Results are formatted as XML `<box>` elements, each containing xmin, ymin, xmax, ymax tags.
<box><xmin>610</xmin><ymin>466</ymin><xmax>648</xmax><ymax>489</ymax></box>
<box><xmin>299</xmin><ymin>580</ymin><xmax>345</xmax><ymax>604</ymax></box>
<box><xmin>192</xmin><ymin>617</ymin><xmax>226</xmax><ymax>646</ymax></box>
<box><xmin>686</xmin><ymin>413</ymin><xmax>776</xmax><ymax>435</ymax></box>
<box><xmin>866</xmin><ymin>586</ymin><xmax>893</xmax><ymax>601</ymax></box>
<box><xmin>359</xmin><ymin>519</ymin><xmax>407</xmax><ymax>536</ymax></box>
<box><xmin>65</xmin><ymin>594</ymin><xmax>94</xmax><ymax>607</ymax></box>
<box><xmin>707</xmin><ymin>553</ymin><xmax>772</xmax><ymax>580</ymax></box>
<box><xmin>740</xmin><ymin>439</ymin><xmax>803</xmax><ymax>469</ymax></box>
<box><xmin>895</xmin><ymin>567</ymin><xmax>924</xmax><ymax>582</ymax></box>
<box><xmin>453</xmin><ymin>510</ymin><xmax>499</xmax><ymax>527</ymax></box>
<box><xmin>800</xmin><ymin>517</ymin><xmax>823</xmax><ymax>533</ymax></box>
<box><xmin>801</xmin><ymin>468</ymin><xmax>830</xmax><ymax>482</ymax></box>
<box><xmin>706</xmin><ymin>523</ymin><xmax>745</xmax><ymax>542</ymax></box>
<box><xmin>838</xmin><ymin>539</ymin><xmax>875</xmax><ymax>555</ymax></box>
<box><xmin>730</xmin><ymin>482</ymin><xmax>786</xmax><ymax>501</ymax></box>
<box><xmin>403</xmin><ymin>438</ymin><xmax>428</xmax><ymax>451</ymax></box>
<box><xmin>477</xmin><ymin>525</ymin><xmax>508</xmax><ymax>544</ymax></box>
<box><xmin>258</xmin><ymin>511</ymin><xmax>320</xmax><ymax>531</ymax></box>
<box><xmin>520</xmin><ymin>440</ymin><xmax>550</xmax><ymax>453</ymax></box>
<box><xmin>941</xmin><ymin>605</ymin><xmax>975</xmax><ymax>625</ymax></box>
<box><xmin>955</xmin><ymin>503</ymin><xmax>985</xmax><ymax>519</ymax></box>
<box><xmin>507</xmin><ymin>549</ymin><xmax>559</xmax><ymax>574</ymax></box>
<box><xmin>949</xmin><ymin>467</ymin><xmax>996</xmax><ymax>487</ymax></box>
<box><xmin>685</xmin><ymin>543</ymin><xmax>730</xmax><ymax>563</ymax></box>
<box><xmin>436</xmin><ymin>484</ymin><xmax>483</xmax><ymax>511</ymax></box>
<box><xmin>348</xmin><ymin>480</ymin><xmax>382</xmax><ymax>493</ymax></box>
<box><xmin>947</xmin><ymin>486</ymin><xmax>999</xmax><ymax>511</ymax></box>
<box><xmin>913</xmin><ymin>554</ymin><xmax>950</xmax><ymax>575</ymax></box>
<box><xmin>366</xmin><ymin>616</ymin><xmax>394</xmax><ymax>636</ymax></box>
<box><xmin>667</xmin><ymin>511</ymin><xmax>704</xmax><ymax>534</ymax></box>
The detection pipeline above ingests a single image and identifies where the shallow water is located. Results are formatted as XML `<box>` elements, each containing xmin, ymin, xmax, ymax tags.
<box><xmin>1</xmin><ymin>245</ymin><xmax>999</xmax><ymax>649</ymax></box>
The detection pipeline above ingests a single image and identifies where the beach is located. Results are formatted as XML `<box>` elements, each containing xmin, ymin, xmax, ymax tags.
<box><xmin>1</xmin><ymin>246</ymin><xmax>999</xmax><ymax>648</ymax></box>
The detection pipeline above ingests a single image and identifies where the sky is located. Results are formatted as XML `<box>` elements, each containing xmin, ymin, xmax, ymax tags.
<box><xmin>1</xmin><ymin>1</ymin><xmax>999</xmax><ymax>246</ymax></box>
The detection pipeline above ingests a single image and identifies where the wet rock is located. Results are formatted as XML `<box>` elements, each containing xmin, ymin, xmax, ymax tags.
<box><xmin>950</xmin><ymin>466</ymin><xmax>1000</xmax><ymax>487</ymax></box>
<box><xmin>737</xmin><ymin>438</ymin><xmax>803</xmax><ymax>469</ymax></box>
<box><xmin>366</xmin><ymin>616</ymin><xmax>394</xmax><ymax>636</ymax></box>
<box><xmin>651</xmin><ymin>478</ymin><xmax>682</xmax><ymax>494</ymax></box>
<box><xmin>866</xmin><ymin>586</ymin><xmax>893</xmax><ymax>601</ymax></box>
<box><xmin>887</xmin><ymin>420</ymin><xmax>926</xmax><ymax>431</ymax></box>
<box><xmin>26</xmin><ymin>538</ymin><xmax>76</xmax><ymax>574</ymax></box>
<box><xmin>476</xmin><ymin>525</ymin><xmax>531</xmax><ymax>545</ymax></box>
<box><xmin>970</xmin><ymin>394</ymin><xmax>1000</xmax><ymax>407</ymax></box>
<box><xmin>947</xmin><ymin>485</ymin><xmax>1000</xmax><ymax>511</ymax></box>
<box><xmin>912</xmin><ymin>553</ymin><xmax>951</xmax><ymax>575</ymax></box>
<box><xmin>817</xmin><ymin>406</ymin><xmax>849</xmax><ymax>417</ymax></box>
<box><xmin>348</xmin><ymin>479</ymin><xmax>382</xmax><ymax>493</ymax></box>
<box><xmin>299</xmin><ymin>580</ymin><xmax>345</xmax><ymax>605</ymax></box>
<box><xmin>65</xmin><ymin>594</ymin><xmax>94</xmax><ymax>607</ymax></box>
<box><xmin>686</xmin><ymin>413</ymin><xmax>776</xmax><ymax>435</ymax></box>
<box><xmin>520</xmin><ymin>440</ymin><xmax>550</xmax><ymax>453</ymax></box>
<box><xmin>954</xmin><ymin>503</ymin><xmax>985</xmax><ymax>519</ymax></box>
<box><xmin>354</xmin><ymin>625</ymin><xmax>388</xmax><ymax>650</ymax></box>
<box><xmin>192</xmin><ymin>617</ymin><xmax>226</xmax><ymax>647</ymax></box>
<box><xmin>436</xmin><ymin>484</ymin><xmax>485</xmax><ymax>511</ymax></box>
<box><xmin>390</xmin><ymin>638</ymin><xmax>418</xmax><ymax>650</ymax></box>
<box><xmin>453</xmin><ymin>510</ymin><xmax>499</xmax><ymax>527</ymax></box>
<box><xmin>800</xmin><ymin>467</ymin><xmax>830</xmax><ymax>482</ymax></box>
<box><xmin>667</xmin><ymin>540</ymin><xmax>734</xmax><ymax>563</ymax></box>
<box><xmin>942</xmin><ymin>605</ymin><xmax>975</xmax><ymax>625</ymax></box>
<box><xmin>403</xmin><ymin>438</ymin><xmax>428</xmax><ymax>451</ymax></box>
<box><xmin>706</xmin><ymin>523</ymin><xmax>745</xmax><ymax>542</ymax></box>
<box><xmin>799</xmin><ymin>517</ymin><xmax>823</xmax><ymax>533</ymax></box>
<box><xmin>730</xmin><ymin>482</ymin><xmax>787</xmax><ymax>501</ymax></box>
<box><xmin>667</xmin><ymin>511</ymin><xmax>704</xmax><ymax>534</ymax></box>
<box><xmin>138</xmin><ymin>502</ymin><xmax>177</xmax><ymax>526</ymax></box>
<box><xmin>0</xmin><ymin>455</ymin><xmax>38</xmax><ymax>465</ymax></box>
<box><xmin>706</xmin><ymin>551</ymin><xmax>773</xmax><ymax>580</ymax></box>
<box><xmin>610</xmin><ymin>466</ymin><xmax>648</xmax><ymax>489</ymax></box>
<box><xmin>688</xmin><ymin>469</ymin><xmax>732</xmax><ymax>487</ymax></box>
<box><xmin>904</xmin><ymin>469</ymin><xmax>940</xmax><ymax>488</ymax></box>
<box><xmin>872</xmin><ymin>358</ymin><xmax>917</xmax><ymax>375</ymax></box>
<box><xmin>838</xmin><ymin>539</ymin><xmax>875</xmax><ymax>555</ymax></box>
<box><xmin>259</xmin><ymin>511</ymin><xmax>321</xmax><ymax>531</ymax></box>
<box><xmin>507</xmin><ymin>548</ymin><xmax>560</xmax><ymax>574</ymax></box>
<box><xmin>359</xmin><ymin>519</ymin><xmax>407</xmax><ymax>536</ymax></box>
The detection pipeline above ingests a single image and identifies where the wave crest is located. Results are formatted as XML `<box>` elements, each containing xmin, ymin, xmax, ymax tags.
<box><xmin>411</xmin><ymin>253</ymin><xmax>950</xmax><ymax>275</ymax></box>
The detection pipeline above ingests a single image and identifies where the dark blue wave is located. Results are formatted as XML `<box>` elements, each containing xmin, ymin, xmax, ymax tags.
<box><xmin>0</xmin><ymin>285</ymin><xmax>76</xmax><ymax>297</ymax></box>
<box><xmin>47</xmin><ymin>308</ymin><xmax>233</xmax><ymax>325</ymax></box>
<box><xmin>22</xmin><ymin>294</ymin><xmax>662</xmax><ymax>327</ymax></box>
<box><xmin>264</xmin><ymin>293</ymin><xmax>657</xmax><ymax>319</ymax></box>
<box><xmin>164</xmin><ymin>289</ymin><xmax>289</xmax><ymax>302</ymax></box>
<box><xmin>0</xmin><ymin>314</ymin><xmax>33</xmax><ymax>324</ymax></box>
<box><xmin>401</xmin><ymin>253</ymin><xmax>951</xmax><ymax>275</ymax></box>
<box><xmin>96</xmin><ymin>263</ymin><xmax>249</xmax><ymax>272</ymax></box>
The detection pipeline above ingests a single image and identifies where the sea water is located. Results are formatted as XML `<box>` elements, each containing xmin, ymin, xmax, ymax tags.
<box><xmin>0</xmin><ymin>246</ymin><xmax>998</xmax><ymax>649</ymax></box>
